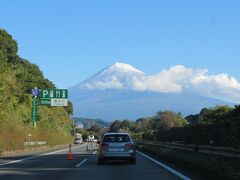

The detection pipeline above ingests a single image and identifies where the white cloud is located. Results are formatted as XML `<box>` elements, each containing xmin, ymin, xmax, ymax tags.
<box><xmin>188</xmin><ymin>73</ymin><xmax>240</xmax><ymax>102</ymax></box>
<box><xmin>133</xmin><ymin>65</ymin><xmax>191</xmax><ymax>93</ymax></box>
<box><xmin>79</xmin><ymin>64</ymin><xmax>240</xmax><ymax>103</ymax></box>
<box><xmin>132</xmin><ymin>65</ymin><xmax>240</xmax><ymax>103</ymax></box>
<box><xmin>81</xmin><ymin>76</ymin><xmax>124</xmax><ymax>90</ymax></box>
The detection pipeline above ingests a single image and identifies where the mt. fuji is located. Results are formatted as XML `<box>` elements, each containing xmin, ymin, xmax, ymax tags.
<box><xmin>69</xmin><ymin>62</ymin><xmax>237</xmax><ymax>121</ymax></box>
<box><xmin>71</xmin><ymin>62</ymin><xmax>145</xmax><ymax>91</ymax></box>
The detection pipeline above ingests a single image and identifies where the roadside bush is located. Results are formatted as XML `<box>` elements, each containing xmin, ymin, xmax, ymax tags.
<box><xmin>137</xmin><ymin>143</ymin><xmax>240</xmax><ymax>180</ymax></box>
<box><xmin>131</xmin><ymin>133</ymin><xmax>142</xmax><ymax>141</ymax></box>
<box><xmin>142</xmin><ymin>130</ymin><xmax>155</xmax><ymax>141</ymax></box>
<box><xmin>154</xmin><ymin>123</ymin><xmax>240</xmax><ymax>148</ymax></box>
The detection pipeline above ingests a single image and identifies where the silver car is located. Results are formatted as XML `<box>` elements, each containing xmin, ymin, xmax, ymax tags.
<box><xmin>98</xmin><ymin>132</ymin><xmax>136</xmax><ymax>164</ymax></box>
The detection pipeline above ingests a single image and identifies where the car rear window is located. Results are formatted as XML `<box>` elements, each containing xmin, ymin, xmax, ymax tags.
<box><xmin>103</xmin><ymin>134</ymin><xmax>130</xmax><ymax>142</ymax></box>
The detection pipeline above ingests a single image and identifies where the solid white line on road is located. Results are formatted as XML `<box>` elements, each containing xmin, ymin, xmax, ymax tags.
<box><xmin>137</xmin><ymin>151</ymin><xmax>191</xmax><ymax>180</ymax></box>
<box><xmin>75</xmin><ymin>159</ymin><xmax>88</xmax><ymax>168</ymax></box>
<box><xmin>0</xmin><ymin>144</ymin><xmax>86</xmax><ymax>167</ymax></box>
<box><xmin>41</xmin><ymin>144</ymin><xmax>86</xmax><ymax>156</ymax></box>
<box><xmin>93</xmin><ymin>151</ymin><xmax>97</xmax><ymax>154</ymax></box>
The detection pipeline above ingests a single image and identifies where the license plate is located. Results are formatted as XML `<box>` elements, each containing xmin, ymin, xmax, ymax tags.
<box><xmin>109</xmin><ymin>148</ymin><xmax>124</xmax><ymax>152</ymax></box>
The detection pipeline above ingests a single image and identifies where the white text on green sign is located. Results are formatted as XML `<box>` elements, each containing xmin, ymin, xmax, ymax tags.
<box><xmin>39</xmin><ymin>98</ymin><xmax>51</xmax><ymax>106</ymax></box>
<box><xmin>39</xmin><ymin>98</ymin><xmax>68</xmax><ymax>106</ymax></box>
<box><xmin>32</xmin><ymin>97</ymin><xmax>38</xmax><ymax>122</ymax></box>
<box><xmin>41</xmin><ymin>89</ymin><xmax>68</xmax><ymax>99</ymax></box>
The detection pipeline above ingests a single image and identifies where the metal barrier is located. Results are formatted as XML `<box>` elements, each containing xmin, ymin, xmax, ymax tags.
<box><xmin>24</xmin><ymin>141</ymin><xmax>47</xmax><ymax>146</ymax></box>
<box><xmin>139</xmin><ymin>141</ymin><xmax>240</xmax><ymax>158</ymax></box>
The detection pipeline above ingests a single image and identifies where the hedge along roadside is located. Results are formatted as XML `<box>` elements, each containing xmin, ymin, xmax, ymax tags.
<box><xmin>137</xmin><ymin>142</ymin><xmax>240</xmax><ymax>180</ymax></box>
<box><xmin>142</xmin><ymin>122</ymin><xmax>240</xmax><ymax>149</ymax></box>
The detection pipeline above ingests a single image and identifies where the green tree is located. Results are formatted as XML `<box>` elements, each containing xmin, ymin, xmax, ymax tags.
<box><xmin>0</xmin><ymin>29</ymin><xmax>74</xmax><ymax>152</ymax></box>
<box><xmin>120</xmin><ymin>119</ymin><xmax>131</xmax><ymax>130</ymax></box>
<box><xmin>88</xmin><ymin>125</ymin><xmax>101</xmax><ymax>134</ymax></box>
<box><xmin>151</xmin><ymin>111</ymin><xmax>185</xmax><ymax>130</ymax></box>
<box><xmin>64</xmin><ymin>101</ymin><xmax>73</xmax><ymax>115</ymax></box>
<box><xmin>136</xmin><ymin>117</ymin><xmax>151</xmax><ymax>128</ymax></box>
<box><xmin>109</xmin><ymin>120</ymin><xmax>121</xmax><ymax>132</ymax></box>
<box><xmin>200</xmin><ymin>106</ymin><xmax>233</xmax><ymax>124</ymax></box>
<box><xmin>185</xmin><ymin>114</ymin><xmax>201</xmax><ymax>125</ymax></box>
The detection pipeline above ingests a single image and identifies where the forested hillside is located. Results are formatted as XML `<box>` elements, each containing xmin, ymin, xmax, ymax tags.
<box><xmin>0</xmin><ymin>29</ymin><xmax>73</xmax><ymax>153</ymax></box>
<box><xmin>72</xmin><ymin>117</ymin><xmax>111</xmax><ymax>129</ymax></box>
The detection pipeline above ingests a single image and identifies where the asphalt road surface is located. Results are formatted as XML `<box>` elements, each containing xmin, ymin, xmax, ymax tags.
<box><xmin>0</xmin><ymin>143</ymin><xmax>196</xmax><ymax>180</ymax></box>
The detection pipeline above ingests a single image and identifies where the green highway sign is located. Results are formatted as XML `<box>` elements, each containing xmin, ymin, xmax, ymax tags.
<box><xmin>39</xmin><ymin>89</ymin><xmax>68</xmax><ymax>107</ymax></box>
<box><xmin>30</xmin><ymin>88</ymin><xmax>68</xmax><ymax>128</ymax></box>
<box><xmin>40</xmin><ymin>89</ymin><xmax>68</xmax><ymax>99</ymax></box>
<box><xmin>31</xmin><ymin>97</ymin><xmax>38</xmax><ymax>122</ymax></box>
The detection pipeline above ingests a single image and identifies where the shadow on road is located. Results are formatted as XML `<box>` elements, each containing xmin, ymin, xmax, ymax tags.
<box><xmin>0</xmin><ymin>153</ymin><xmax>91</xmax><ymax>180</ymax></box>
<box><xmin>0</xmin><ymin>152</ymin><xmax>96</xmax><ymax>162</ymax></box>
<box><xmin>100</xmin><ymin>160</ymin><xmax>134</xmax><ymax>166</ymax></box>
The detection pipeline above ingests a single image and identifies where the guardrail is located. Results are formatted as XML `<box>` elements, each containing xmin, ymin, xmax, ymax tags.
<box><xmin>139</xmin><ymin>141</ymin><xmax>240</xmax><ymax>158</ymax></box>
<box><xmin>24</xmin><ymin>141</ymin><xmax>47</xmax><ymax>146</ymax></box>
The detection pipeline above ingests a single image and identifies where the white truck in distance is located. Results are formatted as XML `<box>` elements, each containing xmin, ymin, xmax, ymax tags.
<box><xmin>74</xmin><ymin>133</ymin><xmax>82</xmax><ymax>144</ymax></box>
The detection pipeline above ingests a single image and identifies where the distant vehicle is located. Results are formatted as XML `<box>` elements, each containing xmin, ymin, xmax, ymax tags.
<box><xmin>74</xmin><ymin>133</ymin><xmax>82</xmax><ymax>144</ymax></box>
<box><xmin>96</xmin><ymin>138</ymin><xmax>101</xmax><ymax>145</ymax></box>
<box><xmin>98</xmin><ymin>132</ymin><xmax>136</xmax><ymax>164</ymax></box>
<box><xmin>87</xmin><ymin>135</ymin><xmax>95</xmax><ymax>142</ymax></box>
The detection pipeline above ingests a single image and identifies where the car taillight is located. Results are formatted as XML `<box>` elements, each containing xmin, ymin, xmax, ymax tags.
<box><xmin>125</xmin><ymin>143</ymin><xmax>133</xmax><ymax>148</ymax></box>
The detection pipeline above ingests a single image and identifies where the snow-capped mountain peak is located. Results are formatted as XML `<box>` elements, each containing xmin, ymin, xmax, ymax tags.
<box><xmin>68</xmin><ymin>63</ymin><xmax>236</xmax><ymax>120</ymax></box>
<box><xmin>71</xmin><ymin>62</ymin><xmax>145</xmax><ymax>90</ymax></box>
<box><xmin>104</xmin><ymin>62</ymin><xmax>145</xmax><ymax>75</ymax></box>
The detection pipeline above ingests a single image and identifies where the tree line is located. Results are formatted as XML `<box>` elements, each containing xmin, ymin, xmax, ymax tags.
<box><xmin>0</xmin><ymin>29</ymin><xmax>73</xmax><ymax>153</ymax></box>
<box><xmin>107</xmin><ymin>105</ymin><xmax>240</xmax><ymax>148</ymax></box>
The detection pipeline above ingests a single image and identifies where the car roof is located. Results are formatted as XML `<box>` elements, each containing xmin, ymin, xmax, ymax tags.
<box><xmin>104</xmin><ymin>132</ymin><xmax>129</xmax><ymax>136</ymax></box>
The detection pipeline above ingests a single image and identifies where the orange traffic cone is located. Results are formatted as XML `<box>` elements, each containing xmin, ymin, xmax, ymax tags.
<box><xmin>67</xmin><ymin>144</ymin><xmax>73</xmax><ymax>160</ymax></box>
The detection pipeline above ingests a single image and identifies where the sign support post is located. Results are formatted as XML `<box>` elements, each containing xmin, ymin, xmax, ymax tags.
<box><xmin>30</xmin><ymin>87</ymin><xmax>40</xmax><ymax>128</ymax></box>
<box><xmin>32</xmin><ymin>97</ymin><xmax>38</xmax><ymax>128</ymax></box>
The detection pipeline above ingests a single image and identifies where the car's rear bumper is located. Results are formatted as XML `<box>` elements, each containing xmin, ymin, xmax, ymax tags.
<box><xmin>98</xmin><ymin>151</ymin><xmax>136</xmax><ymax>160</ymax></box>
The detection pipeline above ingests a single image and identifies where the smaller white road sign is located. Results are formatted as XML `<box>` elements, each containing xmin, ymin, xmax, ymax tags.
<box><xmin>50</xmin><ymin>99</ymin><xmax>68</xmax><ymax>106</ymax></box>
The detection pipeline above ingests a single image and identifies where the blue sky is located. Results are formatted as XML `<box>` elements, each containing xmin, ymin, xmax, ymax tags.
<box><xmin>0</xmin><ymin>0</ymin><xmax>239</xmax><ymax>88</ymax></box>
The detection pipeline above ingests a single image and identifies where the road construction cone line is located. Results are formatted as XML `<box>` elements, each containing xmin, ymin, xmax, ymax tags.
<box><xmin>67</xmin><ymin>144</ymin><xmax>73</xmax><ymax>160</ymax></box>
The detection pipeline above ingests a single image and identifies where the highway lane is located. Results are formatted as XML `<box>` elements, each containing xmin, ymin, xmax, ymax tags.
<box><xmin>0</xmin><ymin>144</ymin><xmax>90</xmax><ymax>180</ymax></box>
<box><xmin>63</xmin><ymin>152</ymin><xmax>184</xmax><ymax>180</ymax></box>
<box><xmin>0</xmin><ymin>143</ymin><xmax>192</xmax><ymax>180</ymax></box>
